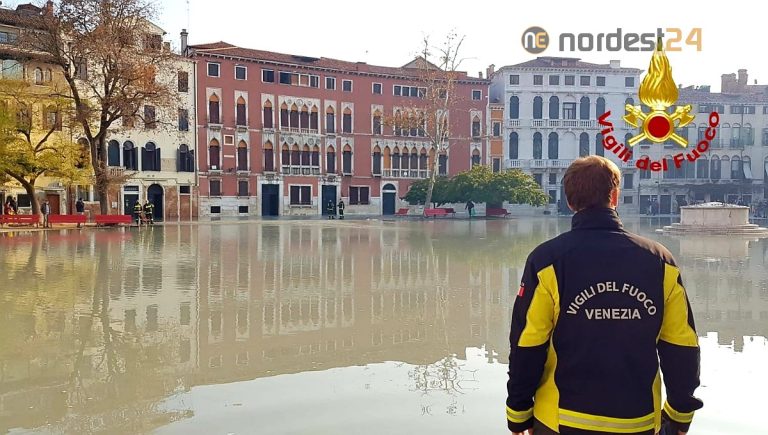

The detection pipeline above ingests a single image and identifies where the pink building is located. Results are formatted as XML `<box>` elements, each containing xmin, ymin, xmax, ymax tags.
<box><xmin>187</xmin><ymin>38</ymin><xmax>489</xmax><ymax>217</ymax></box>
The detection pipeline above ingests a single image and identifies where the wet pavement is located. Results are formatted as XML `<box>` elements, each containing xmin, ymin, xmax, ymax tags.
<box><xmin>0</xmin><ymin>218</ymin><xmax>766</xmax><ymax>434</ymax></box>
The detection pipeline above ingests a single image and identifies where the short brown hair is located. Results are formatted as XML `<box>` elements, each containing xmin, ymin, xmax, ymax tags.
<box><xmin>563</xmin><ymin>156</ymin><xmax>621</xmax><ymax>211</ymax></box>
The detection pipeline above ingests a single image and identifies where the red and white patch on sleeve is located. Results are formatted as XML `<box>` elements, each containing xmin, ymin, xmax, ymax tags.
<box><xmin>517</xmin><ymin>282</ymin><xmax>525</xmax><ymax>297</ymax></box>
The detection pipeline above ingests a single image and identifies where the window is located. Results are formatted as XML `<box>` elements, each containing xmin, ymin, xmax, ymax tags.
<box><xmin>549</xmin><ymin>190</ymin><xmax>557</xmax><ymax>204</ymax></box>
<box><xmin>235</xmin><ymin>65</ymin><xmax>247</xmax><ymax>80</ymax></box>
<box><xmin>492</xmin><ymin>121</ymin><xmax>501</xmax><ymax>137</ymax></box>
<box><xmin>238</xmin><ymin>206</ymin><xmax>249</xmax><ymax>214</ymax></box>
<box><xmin>471</xmin><ymin>149</ymin><xmax>481</xmax><ymax>166</ymax></box>
<box><xmin>238</xmin><ymin>180</ymin><xmax>249</xmax><ymax>196</ymax></box>
<box><xmin>342</xmin><ymin>80</ymin><xmax>353</xmax><ymax>92</ymax></box>
<box><xmin>0</xmin><ymin>31</ymin><xmax>17</xmax><ymax>44</ymax></box>
<box><xmin>178</xmin><ymin>144</ymin><xmax>194</xmax><ymax>172</ymax></box>
<box><xmin>178</xmin><ymin>71</ymin><xmax>189</xmax><ymax>92</ymax></box>
<box><xmin>123</xmin><ymin>141</ymin><xmax>138</xmax><ymax>170</ymax></box>
<box><xmin>731</xmin><ymin>105</ymin><xmax>743</xmax><ymax>114</ymax></box>
<box><xmin>279</xmin><ymin>71</ymin><xmax>291</xmax><ymax>84</ymax></box>
<box><xmin>509</xmin><ymin>132</ymin><xmax>519</xmax><ymax>159</ymax></box>
<box><xmin>549</xmin><ymin>173</ymin><xmax>557</xmax><ymax>185</ymax></box>
<box><xmin>207</xmin><ymin>62</ymin><xmax>220</xmax><ymax>77</ymax></box>
<box><xmin>236</xmin><ymin>97</ymin><xmax>247</xmax><ymax>126</ymax></box>
<box><xmin>209</xmin><ymin>179</ymin><xmax>221</xmax><ymax>196</ymax></box>
<box><xmin>142</xmin><ymin>142</ymin><xmax>160</xmax><ymax>171</ymax></box>
<box><xmin>533</xmin><ymin>133</ymin><xmax>542</xmax><ymax>159</ymax></box>
<box><xmin>237</xmin><ymin>141</ymin><xmax>248</xmax><ymax>170</ymax></box>
<box><xmin>372</xmin><ymin>112</ymin><xmax>382</xmax><ymax>135</ymax></box>
<box><xmin>549</xmin><ymin>96</ymin><xmax>559</xmax><ymax>119</ymax></box>
<box><xmin>745</xmin><ymin>106</ymin><xmax>755</xmax><ymax>114</ymax></box>
<box><xmin>178</xmin><ymin>108</ymin><xmax>189</xmax><ymax>131</ymax></box>
<box><xmin>342</xmin><ymin>109</ymin><xmax>352</xmax><ymax>133</ymax></box>
<box><xmin>349</xmin><ymin>187</ymin><xmax>370</xmax><ymax>205</ymax></box>
<box><xmin>564</xmin><ymin>75</ymin><xmax>574</xmax><ymax>85</ymax></box>
<box><xmin>532</xmin><ymin>96</ymin><xmax>542</xmax><ymax>119</ymax></box>
<box><xmin>43</xmin><ymin>107</ymin><xmax>61</xmax><ymax>131</ymax></box>
<box><xmin>326</xmin><ymin>77</ymin><xmax>336</xmax><ymax>90</ymax></box>
<box><xmin>579</xmin><ymin>133</ymin><xmax>589</xmax><ymax>157</ymax></box>
<box><xmin>373</xmin><ymin>83</ymin><xmax>382</xmax><ymax>94</ymax></box>
<box><xmin>509</xmin><ymin>75</ymin><xmax>519</xmax><ymax>85</ymax></box>
<box><xmin>372</xmin><ymin>147</ymin><xmax>382</xmax><ymax>175</ymax></box>
<box><xmin>623</xmin><ymin>173</ymin><xmax>634</xmax><ymax>189</ymax></box>
<box><xmin>208</xmin><ymin>139</ymin><xmax>220</xmax><ymax>169</ymax></box>
<box><xmin>472</xmin><ymin>90</ymin><xmax>482</xmax><ymax>100</ymax></box>
<box><xmin>342</xmin><ymin>145</ymin><xmax>352</xmax><ymax>174</ymax></box>
<box><xmin>623</xmin><ymin>196</ymin><xmax>633</xmax><ymax>204</ymax></box>
<box><xmin>533</xmin><ymin>75</ymin><xmax>543</xmax><ymax>85</ymax></box>
<box><xmin>310</xmin><ymin>75</ymin><xmax>319</xmax><ymax>88</ymax></box>
<box><xmin>472</xmin><ymin>118</ymin><xmax>481</xmax><ymax>138</ymax></box>
<box><xmin>326</xmin><ymin>147</ymin><xmax>336</xmax><ymax>173</ymax></box>
<box><xmin>108</xmin><ymin>140</ymin><xmax>120</xmax><ymax>166</ymax></box>
<box><xmin>596</xmin><ymin>76</ymin><xmax>606</xmax><ymax>86</ymax></box>
<box><xmin>563</xmin><ymin>102</ymin><xmax>576</xmax><ymax>119</ymax></box>
<box><xmin>533</xmin><ymin>174</ymin><xmax>543</xmax><ymax>187</ymax></box>
<box><xmin>263</xmin><ymin>142</ymin><xmax>274</xmax><ymax>171</ymax></box>
<box><xmin>625</xmin><ymin>77</ymin><xmax>635</xmax><ymax>87</ymax></box>
<box><xmin>438</xmin><ymin>153</ymin><xmax>447</xmax><ymax>175</ymax></box>
<box><xmin>74</xmin><ymin>59</ymin><xmax>87</xmax><ymax>80</ymax></box>
<box><xmin>326</xmin><ymin>108</ymin><xmax>335</xmax><ymax>133</ymax></box>
<box><xmin>144</xmin><ymin>105</ymin><xmax>156</xmax><ymax>129</ymax></box>
<box><xmin>290</xmin><ymin>186</ymin><xmax>311</xmax><ymax>205</ymax></box>
<box><xmin>549</xmin><ymin>75</ymin><xmax>559</xmax><ymax>85</ymax></box>
<box><xmin>580</xmin><ymin>76</ymin><xmax>591</xmax><ymax>86</ymax></box>
<box><xmin>262</xmin><ymin>69</ymin><xmax>275</xmax><ymax>82</ymax></box>
<box><xmin>548</xmin><ymin>132</ymin><xmax>559</xmax><ymax>159</ymax></box>
<box><xmin>209</xmin><ymin>94</ymin><xmax>220</xmax><ymax>124</ymax></box>
<box><xmin>596</xmin><ymin>97</ymin><xmax>606</xmax><ymax>116</ymax></box>
<box><xmin>34</xmin><ymin>67</ymin><xmax>43</xmax><ymax>84</ymax></box>
<box><xmin>179</xmin><ymin>185</ymin><xmax>191</xmax><ymax>194</ymax></box>
<box><xmin>579</xmin><ymin>96</ymin><xmax>590</xmax><ymax>119</ymax></box>
<box><xmin>493</xmin><ymin>158</ymin><xmax>501</xmax><ymax>173</ymax></box>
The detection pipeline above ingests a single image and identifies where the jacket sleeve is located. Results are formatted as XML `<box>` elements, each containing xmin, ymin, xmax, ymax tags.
<box><xmin>658</xmin><ymin>263</ymin><xmax>703</xmax><ymax>433</ymax></box>
<box><xmin>507</xmin><ymin>253</ymin><xmax>555</xmax><ymax>432</ymax></box>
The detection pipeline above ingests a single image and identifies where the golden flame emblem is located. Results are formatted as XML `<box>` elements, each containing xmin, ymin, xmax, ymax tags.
<box><xmin>623</xmin><ymin>38</ymin><xmax>694</xmax><ymax>147</ymax></box>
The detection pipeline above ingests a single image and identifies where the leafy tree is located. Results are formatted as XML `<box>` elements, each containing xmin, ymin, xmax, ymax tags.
<box><xmin>404</xmin><ymin>176</ymin><xmax>453</xmax><ymax>206</ymax></box>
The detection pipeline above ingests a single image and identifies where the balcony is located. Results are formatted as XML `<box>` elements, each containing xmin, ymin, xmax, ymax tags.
<box><xmin>578</xmin><ymin>120</ymin><xmax>595</xmax><ymax>128</ymax></box>
<box><xmin>508</xmin><ymin>119</ymin><xmax>521</xmax><ymax>128</ymax></box>
<box><xmin>505</xmin><ymin>159</ymin><xmax>523</xmax><ymax>169</ymax></box>
<box><xmin>562</xmin><ymin>120</ymin><xmax>578</xmax><ymax>128</ymax></box>
<box><xmin>281</xmin><ymin>166</ymin><xmax>321</xmax><ymax>175</ymax></box>
<box><xmin>108</xmin><ymin>167</ymin><xmax>125</xmax><ymax>178</ymax></box>
<box><xmin>532</xmin><ymin>119</ymin><xmax>545</xmax><ymax>128</ymax></box>
<box><xmin>548</xmin><ymin>159</ymin><xmax>573</xmax><ymax>168</ymax></box>
<box><xmin>382</xmin><ymin>169</ymin><xmax>430</xmax><ymax>179</ymax></box>
<box><xmin>278</xmin><ymin>126</ymin><xmax>320</xmax><ymax>135</ymax></box>
<box><xmin>531</xmin><ymin>159</ymin><xmax>547</xmax><ymax>168</ymax></box>
<box><xmin>548</xmin><ymin>119</ymin><xmax>561</xmax><ymax>128</ymax></box>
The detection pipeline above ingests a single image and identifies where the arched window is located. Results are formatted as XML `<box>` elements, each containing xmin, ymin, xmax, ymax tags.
<box><xmin>401</xmin><ymin>147</ymin><xmax>410</xmax><ymax>171</ymax></box>
<box><xmin>409</xmin><ymin>112</ymin><xmax>418</xmax><ymax>137</ymax></box>
<box><xmin>410</xmin><ymin>148</ymin><xmax>418</xmax><ymax>171</ymax></box>
<box><xmin>625</xmin><ymin>97</ymin><xmax>634</xmax><ymax>107</ymax></box>
<box><xmin>342</xmin><ymin>144</ymin><xmax>353</xmax><ymax>174</ymax></box>
<box><xmin>533</xmin><ymin>96</ymin><xmax>543</xmax><ymax>119</ymax></box>
<box><xmin>624</xmin><ymin>133</ymin><xmax>632</xmax><ymax>149</ymax></box>
<box><xmin>731</xmin><ymin>156</ymin><xmax>742</xmax><ymax>179</ymax></box>
<box><xmin>208</xmin><ymin>94</ymin><xmax>220</xmax><ymax>124</ymax></box>
<box><xmin>236</xmin><ymin>96</ymin><xmax>247</xmax><ymax>126</ymax></box>
<box><xmin>372</xmin><ymin>110</ymin><xmax>382</xmax><ymax>135</ymax></box>
<box><xmin>392</xmin><ymin>146</ymin><xmax>400</xmax><ymax>171</ymax></box>
<box><xmin>44</xmin><ymin>68</ymin><xmax>52</xmax><ymax>83</ymax></box>
<box><xmin>263</xmin><ymin>100</ymin><xmax>273</xmax><ymax>128</ymax></box>
<box><xmin>142</xmin><ymin>142</ymin><xmax>160</xmax><ymax>171</ymax></box>
<box><xmin>595</xmin><ymin>133</ymin><xmax>605</xmax><ymax>157</ymax></box>
<box><xmin>342</xmin><ymin>108</ymin><xmax>352</xmax><ymax>133</ymax></box>
<box><xmin>438</xmin><ymin>152</ymin><xmax>448</xmax><ymax>175</ymax></box>
<box><xmin>731</xmin><ymin>123</ymin><xmax>742</xmax><ymax>147</ymax></box>
<box><xmin>300</xmin><ymin>144</ymin><xmax>310</xmax><ymax>166</ymax></box>
<box><xmin>696</xmin><ymin>157</ymin><xmax>708</xmax><ymax>179</ymax></box>
<box><xmin>710</xmin><ymin>156</ymin><xmax>721</xmax><ymax>180</ymax></box>
<box><xmin>509</xmin><ymin>96</ymin><xmax>519</xmax><ymax>119</ymax></box>
<box><xmin>743</xmin><ymin>124</ymin><xmax>754</xmax><ymax>146</ymax></box>
<box><xmin>579</xmin><ymin>133</ymin><xmax>589</xmax><ymax>157</ymax></box>
<box><xmin>684</xmin><ymin>158</ymin><xmax>696</xmax><ymax>179</ymax></box>
<box><xmin>419</xmin><ymin>148</ymin><xmax>427</xmax><ymax>171</ymax></box>
<box><xmin>372</xmin><ymin>145</ymin><xmax>382</xmax><ymax>175</ymax></box>
<box><xmin>178</xmin><ymin>144</ymin><xmax>194</xmax><ymax>172</ymax></box>
<box><xmin>34</xmin><ymin>67</ymin><xmax>43</xmax><ymax>85</ymax></box>
<box><xmin>123</xmin><ymin>141</ymin><xmax>138</xmax><ymax>170</ymax></box>
<box><xmin>548</xmin><ymin>132</ymin><xmax>559</xmax><ymax>159</ymax></box>
<box><xmin>471</xmin><ymin>115</ymin><xmax>481</xmax><ymax>138</ymax></box>
<box><xmin>237</xmin><ymin>140</ymin><xmax>248</xmax><ymax>171</ymax></box>
<box><xmin>394</xmin><ymin>110</ymin><xmax>403</xmax><ymax>136</ymax></box>
<box><xmin>549</xmin><ymin>96</ymin><xmax>559</xmax><ymax>119</ymax></box>
<box><xmin>721</xmin><ymin>156</ymin><xmax>730</xmax><ymax>179</ymax></box>
<box><xmin>108</xmin><ymin>140</ymin><xmax>120</xmax><ymax>167</ymax></box>
<box><xmin>533</xmin><ymin>132</ymin><xmax>543</xmax><ymax>159</ymax></box>
<box><xmin>383</xmin><ymin>146</ymin><xmax>392</xmax><ymax>173</ymax></box>
<box><xmin>579</xmin><ymin>96</ymin><xmax>590</xmax><ymax>120</ymax></box>
<box><xmin>509</xmin><ymin>132</ymin><xmax>519</xmax><ymax>159</ymax></box>
<box><xmin>311</xmin><ymin>145</ymin><xmax>320</xmax><ymax>167</ymax></box>
<box><xmin>596</xmin><ymin>97</ymin><xmax>606</xmax><ymax>117</ymax></box>
<box><xmin>743</xmin><ymin>156</ymin><xmax>752</xmax><ymax>179</ymax></box>
<box><xmin>299</xmin><ymin>105</ymin><xmax>309</xmax><ymax>130</ymax></box>
<box><xmin>281</xmin><ymin>143</ymin><xmax>290</xmax><ymax>168</ymax></box>
<box><xmin>263</xmin><ymin>141</ymin><xmax>274</xmax><ymax>172</ymax></box>
<box><xmin>290</xmin><ymin>104</ymin><xmax>299</xmax><ymax>128</ymax></box>
<box><xmin>325</xmin><ymin>106</ymin><xmax>335</xmax><ymax>133</ymax></box>
<box><xmin>208</xmin><ymin>139</ymin><xmax>220</xmax><ymax>170</ymax></box>
<box><xmin>43</xmin><ymin>105</ymin><xmax>61</xmax><ymax>131</ymax></box>
<box><xmin>471</xmin><ymin>149</ymin><xmax>481</xmax><ymax>166</ymax></box>
<box><xmin>290</xmin><ymin>144</ymin><xmax>300</xmax><ymax>166</ymax></box>
<box><xmin>280</xmin><ymin>103</ymin><xmax>289</xmax><ymax>128</ymax></box>
<box><xmin>326</xmin><ymin>145</ymin><xmax>336</xmax><ymax>173</ymax></box>
<box><xmin>310</xmin><ymin>106</ymin><xmax>319</xmax><ymax>131</ymax></box>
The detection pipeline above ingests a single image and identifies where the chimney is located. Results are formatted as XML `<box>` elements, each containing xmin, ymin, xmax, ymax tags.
<box><xmin>180</xmin><ymin>29</ymin><xmax>188</xmax><ymax>55</ymax></box>
<box><xmin>609</xmin><ymin>60</ymin><xmax>621</xmax><ymax>69</ymax></box>
<box><xmin>721</xmin><ymin>73</ymin><xmax>737</xmax><ymax>93</ymax></box>
<box><xmin>738</xmin><ymin>69</ymin><xmax>748</xmax><ymax>86</ymax></box>
<box><xmin>478</xmin><ymin>71</ymin><xmax>483</xmax><ymax>79</ymax></box>
<box><xmin>486</xmin><ymin>64</ymin><xmax>495</xmax><ymax>79</ymax></box>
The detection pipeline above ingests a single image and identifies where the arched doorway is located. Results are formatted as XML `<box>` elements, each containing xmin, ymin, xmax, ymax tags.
<box><xmin>382</xmin><ymin>183</ymin><xmax>397</xmax><ymax>215</ymax></box>
<box><xmin>147</xmin><ymin>184</ymin><xmax>164</xmax><ymax>222</ymax></box>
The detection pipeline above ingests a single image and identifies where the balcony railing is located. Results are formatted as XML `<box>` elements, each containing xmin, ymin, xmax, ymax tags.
<box><xmin>532</xmin><ymin>119</ymin><xmax>545</xmax><ymax>127</ymax></box>
<box><xmin>280</xmin><ymin>166</ymin><xmax>321</xmax><ymax>175</ymax></box>
<box><xmin>382</xmin><ymin>169</ymin><xmax>430</xmax><ymax>178</ymax></box>
<box><xmin>578</xmin><ymin>120</ymin><xmax>595</xmax><ymax>128</ymax></box>
<box><xmin>278</xmin><ymin>126</ymin><xmax>320</xmax><ymax>135</ymax></box>
<box><xmin>562</xmin><ymin>120</ymin><xmax>578</xmax><ymax>128</ymax></box>
<box><xmin>108</xmin><ymin>167</ymin><xmax>125</xmax><ymax>177</ymax></box>
<box><xmin>508</xmin><ymin>119</ymin><xmax>521</xmax><ymax>128</ymax></box>
<box><xmin>505</xmin><ymin>159</ymin><xmax>523</xmax><ymax>168</ymax></box>
<box><xmin>548</xmin><ymin>159</ymin><xmax>573</xmax><ymax>168</ymax></box>
<box><xmin>531</xmin><ymin>159</ymin><xmax>547</xmax><ymax>168</ymax></box>
<box><xmin>548</xmin><ymin>119</ymin><xmax>561</xmax><ymax>128</ymax></box>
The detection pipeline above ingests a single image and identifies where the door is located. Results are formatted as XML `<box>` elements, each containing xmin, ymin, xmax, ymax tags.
<box><xmin>321</xmin><ymin>185</ymin><xmax>337</xmax><ymax>215</ymax></box>
<box><xmin>262</xmin><ymin>184</ymin><xmax>279</xmax><ymax>216</ymax></box>
<box><xmin>124</xmin><ymin>194</ymin><xmax>139</xmax><ymax>215</ymax></box>
<box><xmin>659</xmin><ymin>195</ymin><xmax>671</xmax><ymax>214</ymax></box>
<box><xmin>382</xmin><ymin>183</ymin><xmax>397</xmax><ymax>215</ymax></box>
<box><xmin>46</xmin><ymin>194</ymin><xmax>60</xmax><ymax>215</ymax></box>
<box><xmin>147</xmin><ymin>184</ymin><xmax>164</xmax><ymax>221</ymax></box>
<box><xmin>675</xmin><ymin>195</ymin><xmax>686</xmax><ymax>214</ymax></box>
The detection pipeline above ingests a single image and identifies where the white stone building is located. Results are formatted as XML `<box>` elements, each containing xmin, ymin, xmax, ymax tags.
<box><xmin>489</xmin><ymin>57</ymin><xmax>642</xmax><ymax>214</ymax></box>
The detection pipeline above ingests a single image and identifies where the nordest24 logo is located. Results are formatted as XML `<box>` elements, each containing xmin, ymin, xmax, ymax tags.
<box><xmin>598</xmin><ymin>39</ymin><xmax>719</xmax><ymax>172</ymax></box>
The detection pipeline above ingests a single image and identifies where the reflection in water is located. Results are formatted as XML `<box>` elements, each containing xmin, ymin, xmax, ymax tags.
<box><xmin>0</xmin><ymin>219</ymin><xmax>766</xmax><ymax>434</ymax></box>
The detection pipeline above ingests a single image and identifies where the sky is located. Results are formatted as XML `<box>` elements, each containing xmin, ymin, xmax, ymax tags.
<box><xmin>11</xmin><ymin>0</ymin><xmax>765</xmax><ymax>92</ymax></box>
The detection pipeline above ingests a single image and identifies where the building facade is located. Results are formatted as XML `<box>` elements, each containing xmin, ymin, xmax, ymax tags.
<box><xmin>490</xmin><ymin>57</ymin><xmax>642</xmax><ymax>213</ymax></box>
<box><xmin>187</xmin><ymin>39</ymin><xmax>489</xmax><ymax>218</ymax></box>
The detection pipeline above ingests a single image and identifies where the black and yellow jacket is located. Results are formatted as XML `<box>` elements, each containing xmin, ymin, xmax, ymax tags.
<box><xmin>507</xmin><ymin>208</ymin><xmax>702</xmax><ymax>434</ymax></box>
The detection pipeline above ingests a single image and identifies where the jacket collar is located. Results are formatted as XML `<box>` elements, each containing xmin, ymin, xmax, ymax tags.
<box><xmin>571</xmin><ymin>207</ymin><xmax>623</xmax><ymax>231</ymax></box>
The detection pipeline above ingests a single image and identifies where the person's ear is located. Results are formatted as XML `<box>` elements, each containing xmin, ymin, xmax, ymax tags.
<box><xmin>610</xmin><ymin>188</ymin><xmax>620</xmax><ymax>208</ymax></box>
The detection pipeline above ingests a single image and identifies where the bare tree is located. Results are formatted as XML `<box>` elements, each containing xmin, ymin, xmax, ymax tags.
<box><xmin>20</xmin><ymin>0</ymin><xmax>178</xmax><ymax>214</ymax></box>
<box><xmin>385</xmin><ymin>32</ymin><xmax>468</xmax><ymax>212</ymax></box>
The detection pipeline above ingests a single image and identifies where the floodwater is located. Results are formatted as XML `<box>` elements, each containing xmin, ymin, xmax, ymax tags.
<box><xmin>0</xmin><ymin>218</ymin><xmax>766</xmax><ymax>435</ymax></box>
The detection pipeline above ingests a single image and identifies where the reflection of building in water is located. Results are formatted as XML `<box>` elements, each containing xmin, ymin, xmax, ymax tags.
<box><xmin>194</xmin><ymin>221</ymin><xmax>526</xmax><ymax>385</ymax></box>
<box><xmin>669</xmin><ymin>236</ymin><xmax>768</xmax><ymax>351</ymax></box>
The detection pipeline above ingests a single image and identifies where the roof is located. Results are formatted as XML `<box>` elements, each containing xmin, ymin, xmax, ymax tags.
<box><xmin>498</xmin><ymin>56</ymin><xmax>641</xmax><ymax>73</ymax></box>
<box><xmin>188</xmin><ymin>42</ymin><xmax>489</xmax><ymax>83</ymax></box>
<box><xmin>679</xmin><ymin>87</ymin><xmax>768</xmax><ymax>104</ymax></box>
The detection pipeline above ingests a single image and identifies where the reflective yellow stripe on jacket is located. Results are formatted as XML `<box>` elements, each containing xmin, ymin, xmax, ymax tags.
<box><xmin>506</xmin><ymin>406</ymin><xmax>533</xmax><ymax>423</ymax></box>
<box><xmin>559</xmin><ymin>409</ymin><xmax>656</xmax><ymax>433</ymax></box>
